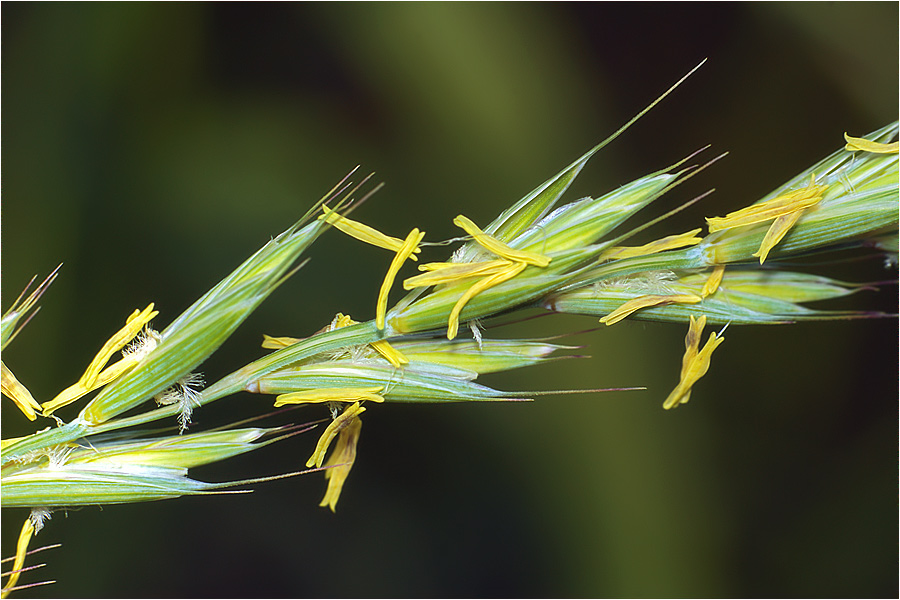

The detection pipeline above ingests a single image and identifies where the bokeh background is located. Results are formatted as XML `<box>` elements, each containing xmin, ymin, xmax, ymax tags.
<box><xmin>2</xmin><ymin>3</ymin><xmax>897</xmax><ymax>598</ymax></box>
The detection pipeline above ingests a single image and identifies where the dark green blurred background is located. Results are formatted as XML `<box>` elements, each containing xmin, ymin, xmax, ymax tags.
<box><xmin>2</xmin><ymin>3</ymin><xmax>897</xmax><ymax>598</ymax></box>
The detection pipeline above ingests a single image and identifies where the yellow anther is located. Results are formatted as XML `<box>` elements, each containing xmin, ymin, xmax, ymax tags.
<box><xmin>261</xmin><ymin>334</ymin><xmax>301</xmax><ymax>349</ymax></box>
<box><xmin>417</xmin><ymin>262</ymin><xmax>459</xmax><ymax>271</ymax></box>
<box><xmin>2</xmin><ymin>517</ymin><xmax>35</xmax><ymax>598</ymax></box>
<box><xmin>369</xmin><ymin>340</ymin><xmax>409</xmax><ymax>367</ymax></box>
<box><xmin>600</xmin><ymin>294</ymin><xmax>703</xmax><ymax>326</ymax></box>
<box><xmin>447</xmin><ymin>261</ymin><xmax>526</xmax><ymax>340</ymax></box>
<box><xmin>403</xmin><ymin>259</ymin><xmax>512</xmax><ymax>290</ymax></box>
<box><xmin>332</xmin><ymin>313</ymin><xmax>356</xmax><ymax>329</ymax></box>
<box><xmin>599</xmin><ymin>229</ymin><xmax>704</xmax><ymax>262</ymax></box>
<box><xmin>707</xmin><ymin>176</ymin><xmax>827</xmax><ymax>263</ymax></box>
<box><xmin>319</xmin><ymin>415</ymin><xmax>363</xmax><ymax>512</ymax></box>
<box><xmin>701</xmin><ymin>265</ymin><xmax>726</xmax><ymax>298</ymax></box>
<box><xmin>43</xmin><ymin>385</ymin><xmax>89</xmax><ymax>416</ymax></box>
<box><xmin>843</xmin><ymin>133</ymin><xmax>899</xmax><ymax>154</ymax></box>
<box><xmin>273</xmin><ymin>386</ymin><xmax>385</xmax><ymax>407</ymax></box>
<box><xmin>453</xmin><ymin>215</ymin><xmax>551</xmax><ymax>267</ymax></box>
<box><xmin>753</xmin><ymin>210</ymin><xmax>803</xmax><ymax>264</ymax></box>
<box><xmin>413</xmin><ymin>216</ymin><xmax>551</xmax><ymax>339</ymax></box>
<box><xmin>42</xmin><ymin>354</ymin><xmax>143</xmax><ymax>415</ymax></box>
<box><xmin>41</xmin><ymin>305</ymin><xmax>158</xmax><ymax>415</ymax></box>
<box><xmin>1</xmin><ymin>362</ymin><xmax>41</xmax><ymax>421</ymax></box>
<box><xmin>82</xmin><ymin>304</ymin><xmax>157</xmax><ymax>388</ymax></box>
<box><xmin>376</xmin><ymin>229</ymin><xmax>425</xmax><ymax>330</ymax></box>
<box><xmin>319</xmin><ymin>205</ymin><xmax>420</xmax><ymax>260</ymax></box>
<box><xmin>1</xmin><ymin>435</ymin><xmax>30</xmax><ymax>451</ymax></box>
<box><xmin>706</xmin><ymin>177</ymin><xmax>827</xmax><ymax>233</ymax></box>
<box><xmin>663</xmin><ymin>315</ymin><xmax>724</xmax><ymax>409</ymax></box>
<box><xmin>306</xmin><ymin>401</ymin><xmax>367</xmax><ymax>468</ymax></box>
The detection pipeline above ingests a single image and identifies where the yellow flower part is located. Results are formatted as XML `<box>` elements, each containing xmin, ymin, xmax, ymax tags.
<box><xmin>274</xmin><ymin>386</ymin><xmax>385</xmax><ymax>408</ymax></box>
<box><xmin>701</xmin><ymin>265</ymin><xmax>726</xmax><ymax>298</ymax></box>
<box><xmin>663</xmin><ymin>315</ymin><xmax>724</xmax><ymax>409</ymax></box>
<box><xmin>752</xmin><ymin>210</ymin><xmax>804</xmax><ymax>264</ymax></box>
<box><xmin>403</xmin><ymin>259</ymin><xmax>512</xmax><ymax>290</ymax></box>
<box><xmin>42</xmin><ymin>305</ymin><xmax>158</xmax><ymax>415</ymax></box>
<box><xmin>43</xmin><ymin>358</ymin><xmax>136</xmax><ymax>415</ymax></box>
<box><xmin>447</xmin><ymin>261</ymin><xmax>526</xmax><ymax>340</ymax></box>
<box><xmin>1</xmin><ymin>436</ymin><xmax>30</xmax><ymax>451</ymax></box>
<box><xmin>376</xmin><ymin>229</ymin><xmax>425</xmax><ymax>330</ymax></box>
<box><xmin>412</xmin><ymin>216</ymin><xmax>551</xmax><ymax>340</ymax></box>
<box><xmin>1</xmin><ymin>517</ymin><xmax>35</xmax><ymax>598</ymax></box>
<box><xmin>369</xmin><ymin>340</ymin><xmax>409</xmax><ymax>368</ymax></box>
<box><xmin>319</xmin><ymin>205</ymin><xmax>420</xmax><ymax>260</ymax></box>
<box><xmin>332</xmin><ymin>313</ymin><xmax>356</xmax><ymax>329</ymax></box>
<box><xmin>1</xmin><ymin>362</ymin><xmax>42</xmax><ymax>421</ymax></box>
<box><xmin>319</xmin><ymin>416</ymin><xmax>363</xmax><ymax>512</ymax></box>
<box><xmin>664</xmin><ymin>314</ymin><xmax>704</xmax><ymax>409</ymax></box>
<box><xmin>261</xmin><ymin>334</ymin><xmax>301</xmax><ymax>349</ymax></box>
<box><xmin>600</xmin><ymin>294</ymin><xmax>703</xmax><ymax>326</ymax></box>
<box><xmin>706</xmin><ymin>176</ymin><xmax>827</xmax><ymax>233</ymax></box>
<box><xmin>82</xmin><ymin>304</ymin><xmax>158</xmax><ymax>388</ymax></box>
<box><xmin>307</xmin><ymin>401</ymin><xmax>367</xmax><ymax>468</ymax></box>
<box><xmin>598</xmin><ymin>229</ymin><xmax>703</xmax><ymax>261</ymax></box>
<box><xmin>843</xmin><ymin>133</ymin><xmax>899</xmax><ymax>154</ymax></box>
<box><xmin>453</xmin><ymin>215</ymin><xmax>551</xmax><ymax>267</ymax></box>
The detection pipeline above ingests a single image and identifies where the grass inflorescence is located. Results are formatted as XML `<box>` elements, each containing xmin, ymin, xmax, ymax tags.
<box><xmin>2</xmin><ymin>64</ymin><xmax>896</xmax><ymax>595</ymax></box>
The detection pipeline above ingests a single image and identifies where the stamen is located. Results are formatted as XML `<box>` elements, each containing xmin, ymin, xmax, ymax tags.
<box><xmin>332</xmin><ymin>313</ymin><xmax>356</xmax><ymax>329</ymax></box>
<box><xmin>42</xmin><ymin>305</ymin><xmax>158</xmax><ymax>415</ymax></box>
<box><xmin>403</xmin><ymin>259</ymin><xmax>512</xmax><ymax>289</ymax></box>
<box><xmin>319</xmin><ymin>417</ymin><xmax>363</xmax><ymax>512</ymax></box>
<box><xmin>600</xmin><ymin>294</ymin><xmax>703</xmax><ymax>326</ymax></box>
<box><xmin>663</xmin><ymin>315</ymin><xmax>724</xmax><ymax>409</ymax></box>
<box><xmin>599</xmin><ymin>229</ymin><xmax>703</xmax><ymax>261</ymax></box>
<box><xmin>706</xmin><ymin>176</ymin><xmax>827</xmax><ymax>263</ymax></box>
<box><xmin>42</xmin><ymin>358</ymin><xmax>139</xmax><ymax>415</ymax></box>
<box><xmin>369</xmin><ymin>340</ymin><xmax>409</xmax><ymax>368</ymax></box>
<box><xmin>274</xmin><ymin>387</ymin><xmax>385</xmax><ymax>407</ymax></box>
<box><xmin>2</xmin><ymin>517</ymin><xmax>35</xmax><ymax>598</ymax></box>
<box><xmin>319</xmin><ymin>205</ymin><xmax>420</xmax><ymax>260</ymax></box>
<box><xmin>843</xmin><ymin>133</ymin><xmax>899</xmax><ymax>154</ymax></box>
<box><xmin>81</xmin><ymin>305</ymin><xmax>158</xmax><ymax>388</ymax></box>
<box><xmin>753</xmin><ymin>210</ymin><xmax>804</xmax><ymax>264</ymax></box>
<box><xmin>453</xmin><ymin>215</ymin><xmax>551</xmax><ymax>267</ymax></box>
<box><xmin>306</xmin><ymin>401</ymin><xmax>367</xmax><ymax>468</ymax></box>
<box><xmin>706</xmin><ymin>177</ymin><xmax>827</xmax><ymax>232</ymax></box>
<box><xmin>1</xmin><ymin>362</ymin><xmax>41</xmax><ymax>421</ymax></box>
<box><xmin>376</xmin><ymin>229</ymin><xmax>425</xmax><ymax>330</ymax></box>
<box><xmin>447</xmin><ymin>262</ymin><xmax>526</xmax><ymax>340</ymax></box>
<box><xmin>261</xmin><ymin>335</ymin><xmax>301</xmax><ymax>349</ymax></box>
<box><xmin>701</xmin><ymin>265</ymin><xmax>726</xmax><ymax>297</ymax></box>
